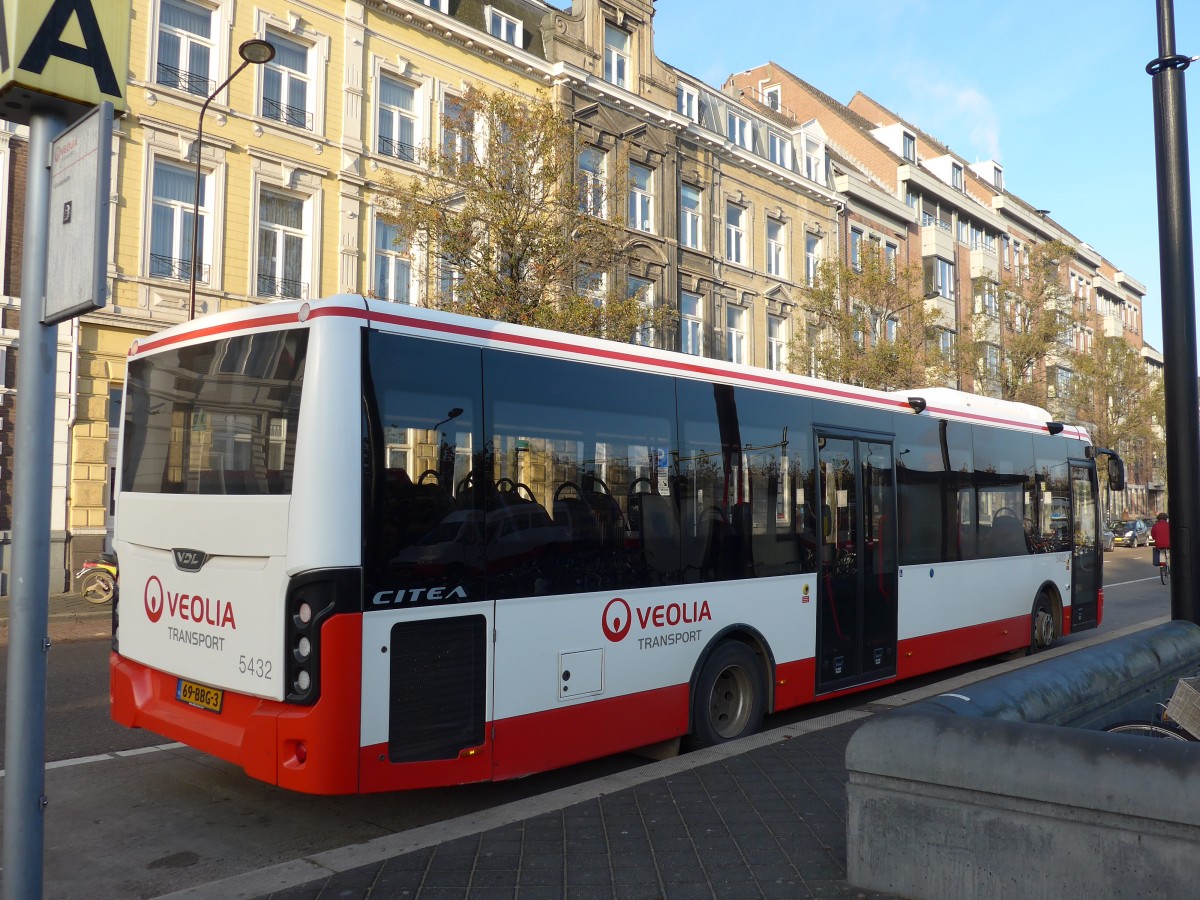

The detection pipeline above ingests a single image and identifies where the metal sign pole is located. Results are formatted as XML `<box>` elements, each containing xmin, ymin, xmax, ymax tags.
<box><xmin>2</xmin><ymin>104</ymin><xmax>67</xmax><ymax>900</ymax></box>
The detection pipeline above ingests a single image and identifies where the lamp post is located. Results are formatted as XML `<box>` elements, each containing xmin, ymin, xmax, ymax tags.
<box><xmin>188</xmin><ymin>38</ymin><xmax>275</xmax><ymax>320</ymax></box>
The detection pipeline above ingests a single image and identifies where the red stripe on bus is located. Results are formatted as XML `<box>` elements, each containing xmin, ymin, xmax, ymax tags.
<box><xmin>128</xmin><ymin>301</ymin><xmax>1074</xmax><ymax>436</ymax></box>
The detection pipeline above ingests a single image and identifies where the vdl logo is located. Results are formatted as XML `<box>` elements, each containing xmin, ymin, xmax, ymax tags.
<box><xmin>144</xmin><ymin>575</ymin><xmax>165</xmax><ymax>623</ymax></box>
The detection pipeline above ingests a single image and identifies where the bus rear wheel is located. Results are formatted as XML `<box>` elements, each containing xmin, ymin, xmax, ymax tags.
<box><xmin>684</xmin><ymin>641</ymin><xmax>765</xmax><ymax>750</ymax></box>
<box><xmin>1029</xmin><ymin>593</ymin><xmax>1056</xmax><ymax>654</ymax></box>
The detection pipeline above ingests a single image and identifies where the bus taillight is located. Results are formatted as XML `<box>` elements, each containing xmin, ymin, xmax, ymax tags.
<box><xmin>284</xmin><ymin>569</ymin><xmax>360</xmax><ymax>705</ymax></box>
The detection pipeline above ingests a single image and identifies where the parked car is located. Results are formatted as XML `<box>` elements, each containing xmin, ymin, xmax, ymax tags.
<box><xmin>1140</xmin><ymin>517</ymin><xmax>1158</xmax><ymax>545</ymax></box>
<box><xmin>1111</xmin><ymin>519</ymin><xmax>1150</xmax><ymax>548</ymax></box>
<box><xmin>1101</xmin><ymin>525</ymin><xmax>1115</xmax><ymax>552</ymax></box>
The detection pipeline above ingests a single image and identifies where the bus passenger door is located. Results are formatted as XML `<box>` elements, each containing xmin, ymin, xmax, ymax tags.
<box><xmin>1069</xmin><ymin>461</ymin><xmax>1100</xmax><ymax>628</ymax></box>
<box><xmin>816</xmin><ymin>434</ymin><xmax>898</xmax><ymax>693</ymax></box>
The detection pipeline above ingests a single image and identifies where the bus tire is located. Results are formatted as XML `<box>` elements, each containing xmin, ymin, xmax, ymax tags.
<box><xmin>684</xmin><ymin>641</ymin><xmax>765</xmax><ymax>750</ymax></box>
<box><xmin>1029</xmin><ymin>592</ymin><xmax>1056</xmax><ymax>654</ymax></box>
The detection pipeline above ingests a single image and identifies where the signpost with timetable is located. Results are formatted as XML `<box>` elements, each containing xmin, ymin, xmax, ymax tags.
<box><xmin>1</xmin><ymin>2</ymin><xmax>128</xmax><ymax>897</ymax></box>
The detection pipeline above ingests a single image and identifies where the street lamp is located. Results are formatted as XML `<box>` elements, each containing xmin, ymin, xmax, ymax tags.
<box><xmin>188</xmin><ymin>38</ymin><xmax>276</xmax><ymax>320</ymax></box>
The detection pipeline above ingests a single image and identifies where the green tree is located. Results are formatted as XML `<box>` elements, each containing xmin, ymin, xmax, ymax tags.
<box><xmin>792</xmin><ymin>250</ymin><xmax>952</xmax><ymax>390</ymax></box>
<box><xmin>963</xmin><ymin>239</ymin><xmax>1083</xmax><ymax>406</ymax></box>
<box><xmin>375</xmin><ymin>86</ymin><xmax>656</xmax><ymax>340</ymax></box>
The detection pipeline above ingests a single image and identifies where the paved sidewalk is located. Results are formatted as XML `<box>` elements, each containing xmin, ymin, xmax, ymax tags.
<box><xmin>0</xmin><ymin>591</ymin><xmax>113</xmax><ymax>646</ymax></box>
<box><xmin>250</xmin><ymin>718</ymin><xmax>890</xmax><ymax>900</ymax></box>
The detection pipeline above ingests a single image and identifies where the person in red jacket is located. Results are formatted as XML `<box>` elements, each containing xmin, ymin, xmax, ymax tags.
<box><xmin>1151</xmin><ymin>512</ymin><xmax>1171</xmax><ymax>568</ymax></box>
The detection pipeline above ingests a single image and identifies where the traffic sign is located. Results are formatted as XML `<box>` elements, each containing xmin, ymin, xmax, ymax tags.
<box><xmin>0</xmin><ymin>0</ymin><xmax>130</xmax><ymax>124</ymax></box>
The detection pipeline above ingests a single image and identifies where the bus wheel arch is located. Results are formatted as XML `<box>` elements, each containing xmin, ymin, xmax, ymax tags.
<box><xmin>683</xmin><ymin>628</ymin><xmax>773</xmax><ymax>751</ymax></box>
<box><xmin>1029</xmin><ymin>584</ymin><xmax>1062</xmax><ymax>654</ymax></box>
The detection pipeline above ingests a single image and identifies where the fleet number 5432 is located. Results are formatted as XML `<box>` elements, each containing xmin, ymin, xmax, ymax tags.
<box><xmin>238</xmin><ymin>656</ymin><xmax>272</xmax><ymax>679</ymax></box>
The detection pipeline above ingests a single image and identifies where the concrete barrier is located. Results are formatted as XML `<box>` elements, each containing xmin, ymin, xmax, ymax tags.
<box><xmin>846</xmin><ymin>620</ymin><xmax>1200</xmax><ymax>899</ymax></box>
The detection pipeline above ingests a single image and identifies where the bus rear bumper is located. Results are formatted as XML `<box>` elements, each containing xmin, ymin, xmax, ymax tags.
<box><xmin>109</xmin><ymin>615</ymin><xmax>363</xmax><ymax>794</ymax></box>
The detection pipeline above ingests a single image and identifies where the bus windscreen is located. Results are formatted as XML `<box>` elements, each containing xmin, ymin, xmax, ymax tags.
<box><xmin>121</xmin><ymin>329</ymin><xmax>308</xmax><ymax>495</ymax></box>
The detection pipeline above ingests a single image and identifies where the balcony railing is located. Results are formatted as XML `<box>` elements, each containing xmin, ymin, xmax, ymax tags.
<box><xmin>257</xmin><ymin>274</ymin><xmax>309</xmax><ymax>300</ymax></box>
<box><xmin>378</xmin><ymin>135</ymin><xmax>417</xmax><ymax>162</ymax></box>
<box><xmin>150</xmin><ymin>254</ymin><xmax>209</xmax><ymax>283</ymax></box>
<box><xmin>262</xmin><ymin>97</ymin><xmax>314</xmax><ymax>131</ymax></box>
<box><xmin>155</xmin><ymin>63</ymin><xmax>215</xmax><ymax>97</ymax></box>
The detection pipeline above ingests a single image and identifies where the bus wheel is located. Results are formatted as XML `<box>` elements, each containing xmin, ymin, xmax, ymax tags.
<box><xmin>1030</xmin><ymin>593</ymin><xmax>1056</xmax><ymax>654</ymax></box>
<box><xmin>685</xmin><ymin>641</ymin><xmax>765</xmax><ymax>750</ymax></box>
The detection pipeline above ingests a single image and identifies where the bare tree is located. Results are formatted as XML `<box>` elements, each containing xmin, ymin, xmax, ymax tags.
<box><xmin>375</xmin><ymin>85</ymin><xmax>657</xmax><ymax>340</ymax></box>
<box><xmin>792</xmin><ymin>250</ymin><xmax>952</xmax><ymax>390</ymax></box>
<box><xmin>963</xmin><ymin>239</ymin><xmax>1083</xmax><ymax>405</ymax></box>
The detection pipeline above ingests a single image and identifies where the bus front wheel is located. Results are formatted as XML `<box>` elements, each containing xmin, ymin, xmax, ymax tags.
<box><xmin>684</xmin><ymin>641</ymin><xmax>765</xmax><ymax>750</ymax></box>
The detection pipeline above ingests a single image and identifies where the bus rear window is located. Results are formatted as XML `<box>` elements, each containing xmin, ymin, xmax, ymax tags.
<box><xmin>121</xmin><ymin>329</ymin><xmax>308</xmax><ymax>495</ymax></box>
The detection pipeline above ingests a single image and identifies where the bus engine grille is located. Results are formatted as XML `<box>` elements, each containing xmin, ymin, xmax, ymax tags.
<box><xmin>387</xmin><ymin>615</ymin><xmax>487</xmax><ymax>763</ymax></box>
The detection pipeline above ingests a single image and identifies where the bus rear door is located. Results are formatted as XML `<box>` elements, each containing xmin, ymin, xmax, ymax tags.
<box><xmin>1069</xmin><ymin>460</ymin><xmax>1101</xmax><ymax>628</ymax></box>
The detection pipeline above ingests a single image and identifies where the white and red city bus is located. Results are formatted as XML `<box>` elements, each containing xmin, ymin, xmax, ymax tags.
<box><xmin>109</xmin><ymin>295</ymin><xmax>1123</xmax><ymax>794</ymax></box>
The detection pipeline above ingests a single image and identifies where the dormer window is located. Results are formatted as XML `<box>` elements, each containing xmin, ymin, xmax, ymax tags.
<box><xmin>993</xmin><ymin>166</ymin><xmax>1004</xmax><ymax>190</ymax></box>
<box><xmin>677</xmin><ymin>84</ymin><xmax>698</xmax><ymax>121</ymax></box>
<box><xmin>486</xmin><ymin>7</ymin><xmax>522</xmax><ymax>46</ymax></box>
<box><xmin>952</xmin><ymin>163</ymin><xmax>964</xmax><ymax>191</ymax></box>
<box><xmin>764</xmin><ymin>85</ymin><xmax>781</xmax><ymax>110</ymax></box>
<box><xmin>604</xmin><ymin>23</ymin><xmax>630</xmax><ymax>88</ymax></box>
<box><xmin>728</xmin><ymin>112</ymin><xmax>751</xmax><ymax>149</ymax></box>
<box><xmin>903</xmin><ymin>132</ymin><xmax>916</xmax><ymax>162</ymax></box>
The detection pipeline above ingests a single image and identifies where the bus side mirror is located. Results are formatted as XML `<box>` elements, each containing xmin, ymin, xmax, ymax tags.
<box><xmin>1107</xmin><ymin>457</ymin><xmax>1125</xmax><ymax>492</ymax></box>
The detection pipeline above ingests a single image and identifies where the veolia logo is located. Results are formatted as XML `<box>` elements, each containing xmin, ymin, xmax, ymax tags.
<box><xmin>601</xmin><ymin>597</ymin><xmax>632</xmax><ymax>642</ymax></box>
<box><xmin>144</xmin><ymin>576</ymin><xmax>164</xmax><ymax>623</ymax></box>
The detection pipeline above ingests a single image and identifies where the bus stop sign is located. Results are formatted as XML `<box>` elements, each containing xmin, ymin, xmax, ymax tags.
<box><xmin>0</xmin><ymin>0</ymin><xmax>130</xmax><ymax>124</ymax></box>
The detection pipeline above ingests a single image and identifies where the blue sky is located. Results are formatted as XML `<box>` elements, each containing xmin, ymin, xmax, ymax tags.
<box><xmin>652</xmin><ymin>0</ymin><xmax>1200</xmax><ymax>354</ymax></box>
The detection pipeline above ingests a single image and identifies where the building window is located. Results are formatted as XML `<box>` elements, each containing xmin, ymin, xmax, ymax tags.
<box><xmin>993</xmin><ymin>166</ymin><xmax>1004</xmax><ymax>190</ymax></box>
<box><xmin>726</xmin><ymin>305</ymin><xmax>746</xmax><ymax>364</ymax></box>
<box><xmin>903</xmin><ymin>131</ymin><xmax>916</xmax><ymax>162</ymax></box>
<box><xmin>156</xmin><ymin>0</ymin><xmax>214</xmax><ymax>96</ymax></box>
<box><xmin>263</xmin><ymin>33</ymin><xmax>312</xmax><ymax>130</ymax></box>
<box><xmin>763</xmin><ymin>85</ymin><xmax>781</xmax><ymax>110</ymax></box>
<box><xmin>150</xmin><ymin>159</ymin><xmax>207</xmax><ymax>282</ymax></box>
<box><xmin>257</xmin><ymin>187</ymin><xmax>308</xmax><ymax>299</ymax></box>
<box><xmin>578</xmin><ymin>147</ymin><xmax>606</xmax><ymax>217</ymax></box>
<box><xmin>768</xmin><ymin>131</ymin><xmax>789</xmax><ymax>167</ymax></box>
<box><xmin>604</xmin><ymin>23</ymin><xmax>630</xmax><ymax>88</ymax></box>
<box><xmin>578</xmin><ymin>269</ymin><xmax>606</xmax><ymax>307</ymax></box>
<box><xmin>628</xmin><ymin>163</ymin><xmax>653</xmax><ymax>233</ymax></box>
<box><xmin>415</xmin><ymin>0</ymin><xmax>447</xmax><ymax>9</ymax></box>
<box><xmin>677</xmin><ymin>85</ymin><xmax>698</xmax><ymax>121</ymax></box>
<box><xmin>681</xmin><ymin>290</ymin><xmax>703</xmax><ymax>356</ymax></box>
<box><xmin>884</xmin><ymin>242</ymin><xmax>898</xmax><ymax>279</ymax></box>
<box><xmin>767</xmin><ymin>315</ymin><xmax>786</xmax><ymax>371</ymax></box>
<box><xmin>437</xmin><ymin>254</ymin><xmax>461</xmax><ymax>304</ymax></box>
<box><xmin>803</xmin><ymin>135</ymin><xmax>823</xmax><ymax>183</ymax></box>
<box><xmin>805</xmin><ymin>233</ymin><xmax>821</xmax><ymax>285</ymax></box>
<box><xmin>850</xmin><ymin>228</ymin><xmax>863</xmax><ymax>271</ymax></box>
<box><xmin>727</xmin><ymin>112</ymin><xmax>751</xmax><ymax>149</ymax></box>
<box><xmin>952</xmin><ymin>162</ymin><xmax>964</xmax><ymax>191</ymax></box>
<box><xmin>377</xmin><ymin>75</ymin><xmax>417</xmax><ymax>162</ymax></box>
<box><xmin>374</xmin><ymin>218</ymin><xmax>412</xmax><ymax>304</ymax></box>
<box><xmin>926</xmin><ymin>256</ymin><xmax>955</xmax><ymax>300</ymax></box>
<box><xmin>680</xmin><ymin>183</ymin><xmax>701</xmax><ymax>250</ymax></box>
<box><xmin>938</xmin><ymin>328</ymin><xmax>955</xmax><ymax>360</ymax></box>
<box><xmin>1002</xmin><ymin>235</ymin><xmax>1011</xmax><ymax>268</ymax></box>
<box><xmin>985</xmin><ymin>344</ymin><xmax>1001</xmax><ymax>380</ymax></box>
<box><xmin>884</xmin><ymin>317</ymin><xmax>898</xmax><ymax>342</ymax></box>
<box><xmin>442</xmin><ymin>94</ymin><xmax>475</xmax><ymax>164</ymax></box>
<box><xmin>725</xmin><ymin>203</ymin><xmax>746</xmax><ymax>265</ymax></box>
<box><xmin>628</xmin><ymin>276</ymin><xmax>654</xmax><ymax>346</ymax></box>
<box><xmin>486</xmin><ymin>6</ymin><xmax>522</xmax><ymax>45</ymax></box>
<box><xmin>766</xmin><ymin>218</ymin><xmax>785</xmax><ymax>277</ymax></box>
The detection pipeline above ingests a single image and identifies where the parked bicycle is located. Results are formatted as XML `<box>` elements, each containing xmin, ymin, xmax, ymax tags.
<box><xmin>1103</xmin><ymin>674</ymin><xmax>1199</xmax><ymax>741</ymax></box>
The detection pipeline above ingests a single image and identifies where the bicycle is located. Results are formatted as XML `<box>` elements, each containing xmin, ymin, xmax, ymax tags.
<box><xmin>1103</xmin><ymin>674</ymin><xmax>1199</xmax><ymax>741</ymax></box>
<box><xmin>1158</xmin><ymin>546</ymin><xmax>1171</xmax><ymax>585</ymax></box>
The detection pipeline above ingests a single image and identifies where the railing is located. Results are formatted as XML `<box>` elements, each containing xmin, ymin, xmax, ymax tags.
<box><xmin>155</xmin><ymin>63</ymin><xmax>214</xmax><ymax>97</ymax></box>
<box><xmin>378</xmin><ymin>135</ymin><xmax>417</xmax><ymax>162</ymax></box>
<box><xmin>256</xmin><ymin>274</ymin><xmax>309</xmax><ymax>300</ymax></box>
<box><xmin>150</xmin><ymin>254</ymin><xmax>209</xmax><ymax>283</ymax></box>
<box><xmin>262</xmin><ymin>97</ymin><xmax>314</xmax><ymax>131</ymax></box>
